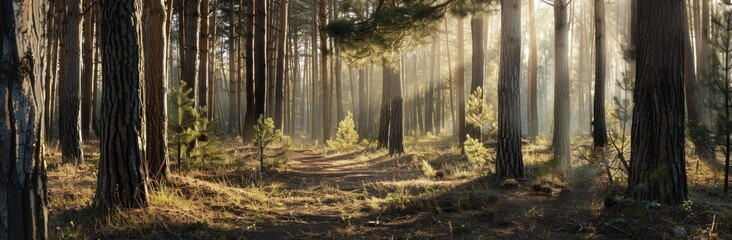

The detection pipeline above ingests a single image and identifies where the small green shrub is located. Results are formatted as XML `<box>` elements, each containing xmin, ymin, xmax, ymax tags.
<box><xmin>464</xmin><ymin>135</ymin><xmax>488</xmax><ymax>167</ymax></box>
<box><xmin>253</xmin><ymin>116</ymin><xmax>290</xmax><ymax>176</ymax></box>
<box><xmin>466</xmin><ymin>87</ymin><xmax>496</xmax><ymax>138</ymax></box>
<box><xmin>327</xmin><ymin>111</ymin><xmax>360</xmax><ymax>152</ymax></box>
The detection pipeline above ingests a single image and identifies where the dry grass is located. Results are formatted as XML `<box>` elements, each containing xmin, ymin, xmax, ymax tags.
<box><xmin>45</xmin><ymin>135</ymin><xmax>732</xmax><ymax>239</ymax></box>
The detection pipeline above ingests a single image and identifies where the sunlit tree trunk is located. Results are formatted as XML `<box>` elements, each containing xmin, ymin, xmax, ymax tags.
<box><xmin>627</xmin><ymin>0</ymin><xmax>688</xmax><ymax>206</ymax></box>
<box><xmin>143</xmin><ymin>0</ymin><xmax>170</xmax><ymax>184</ymax></box>
<box><xmin>0</xmin><ymin>0</ymin><xmax>49</xmax><ymax>238</ymax></box>
<box><xmin>274</xmin><ymin>0</ymin><xmax>288</xmax><ymax>129</ymax></box>
<box><xmin>552</xmin><ymin>0</ymin><xmax>571</xmax><ymax>173</ymax></box>
<box><xmin>319</xmin><ymin>0</ymin><xmax>331</xmax><ymax>140</ymax></box>
<box><xmin>684</xmin><ymin>0</ymin><xmax>714</xmax><ymax>159</ymax></box>
<box><xmin>228</xmin><ymin>3</ymin><xmax>239</xmax><ymax>134</ymax></box>
<box><xmin>469</xmin><ymin>16</ymin><xmax>484</xmax><ymax>141</ymax></box>
<box><xmin>81</xmin><ymin>0</ymin><xmax>95</xmax><ymax>139</ymax></box>
<box><xmin>96</xmin><ymin>0</ymin><xmax>149</xmax><ymax>209</ymax></box>
<box><xmin>358</xmin><ymin>68</ymin><xmax>368</xmax><ymax>134</ymax></box>
<box><xmin>496</xmin><ymin>0</ymin><xmax>524</xmax><ymax>178</ymax></box>
<box><xmin>592</xmin><ymin>0</ymin><xmax>608</xmax><ymax>148</ymax></box>
<box><xmin>59</xmin><ymin>0</ymin><xmax>85</xmax><ymax>164</ymax></box>
<box><xmin>528</xmin><ymin>0</ymin><xmax>539</xmax><ymax>141</ymax></box>
<box><xmin>456</xmin><ymin>18</ymin><xmax>466</xmax><ymax>152</ymax></box>
<box><xmin>425</xmin><ymin>41</ymin><xmax>436</xmax><ymax>135</ymax></box>
<box><xmin>254</xmin><ymin>0</ymin><xmax>267</xmax><ymax>122</ymax></box>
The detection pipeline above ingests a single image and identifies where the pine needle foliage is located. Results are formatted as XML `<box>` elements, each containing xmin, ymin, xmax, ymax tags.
<box><xmin>466</xmin><ymin>87</ymin><xmax>496</xmax><ymax>138</ymax></box>
<box><xmin>253</xmin><ymin>116</ymin><xmax>290</xmax><ymax>177</ymax></box>
<box><xmin>327</xmin><ymin>111</ymin><xmax>361</xmax><ymax>152</ymax></box>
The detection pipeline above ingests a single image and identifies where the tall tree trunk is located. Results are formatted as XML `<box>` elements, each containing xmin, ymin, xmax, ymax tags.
<box><xmin>254</xmin><ymin>0</ymin><xmax>267</xmax><ymax>122</ymax></box>
<box><xmin>96</xmin><ymin>0</ymin><xmax>149</xmax><ymax>209</ymax></box>
<box><xmin>319</xmin><ymin>0</ymin><xmax>331</xmax><ymax>140</ymax></box>
<box><xmin>183</xmin><ymin>0</ymin><xmax>200</xmax><ymax>102</ymax></box>
<box><xmin>388</xmin><ymin>64</ymin><xmax>404</xmax><ymax>155</ymax></box>
<box><xmin>229</xmin><ymin>3</ymin><xmax>240</xmax><ymax>135</ymax></box>
<box><xmin>208</xmin><ymin>0</ymin><xmax>219</xmax><ymax>122</ymax></box>
<box><xmin>469</xmin><ymin>16</ymin><xmax>484</xmax><ymax>140</ymax></box>
<box><xmin>274</xmin><ymin>0</ymin><xmax>288</xmax><ymax>129</ymax></box>
<box><xmin>45</xmin><ymin>0</ymin><xmax>60</xmax><ymax>142</ymax></box>
<box><xmin>552</xmin><ymin>0</ymin><xmax>571</xmax><ymax>173</ymax></box>
<box><xmin>426</xmin><ymin>41</ymin><xmax>436</xmax><ymax>134</ymax></box>
<box><xmin>358</xmin><ymin>68</ymin><xmax>368</xmax><ymax>134</ymax></box>
<box><xmin>496</xmin><ymin>0</ymin><xmax>524</xmax><ymax>179</ymax></box>
<box><xmin>684</xmin><ymin>1</ymin><xmax>714</xmax><ymax>159</ymax></box>
<box><xmin>81</xmin><ymin>0</ymin><xmax>95</xmax><ymax>139</ymax></box>
<box><xmin>378</xmin><ymin>62</ymin><xmax>392</xmax><ymax>148</ymax></box>
<box><xmin>627</xmin><ymin>0</ymin><xmax>688</xmax><ymax>206</ymax></box>
<box><xmin>456</xmin><ymin>18</ymin><xmax>466</xmax><ymax>151</ymax></box>
<box><xmin>143</xmin><ymin>0</ymin><xmax>170</xmax><ymax>184</ymax></box>
<box><xmin>1</xmin><ymin>0</ymin><xmax>49</xmax><ymax>238</ymax></box>
<box><xmin>527</xmin><ymin>0</ymin><xmax>539</xmax><ymax>141</ymax></box>
<box><xmin>59</xmin><ymin>0</ymin><xmax>85</xmax><ymax>164</ymax></box>
<box><xmin>592</xmin><ymin>0</ymin><xmax>608</xmax><ymax>148</ymax></box>
<box><xmin>198</xmin><ymin>0</ymin><xmax>210</xmax><ymax>109</ymax></box>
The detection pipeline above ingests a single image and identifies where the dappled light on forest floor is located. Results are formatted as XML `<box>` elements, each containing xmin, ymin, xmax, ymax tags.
<box><xmin>45</xmin><ymin>136</ymin><xmax>732</xmax><ymax>239</ymax></box>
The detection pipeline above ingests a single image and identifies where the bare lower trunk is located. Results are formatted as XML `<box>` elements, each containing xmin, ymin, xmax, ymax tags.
<box><xmin>59</xmin><ymin>0</ymin><xmax>85</xmax><ymax>165</ymax></box>
<box><xmin>552</xmin><ymin>1</ymin><xmax>571</xmax><ymax>173</ymax></box>
<box><xmin>592</xmin><ymin>0</ymin><xmax>608</xmax><ymax>148</ymax></box>
<box><xmin>143</xmin><ymin>0</ymin><xmax>170</xmax><ymax>184</ymax></box>
<box><xmin>496</xmin><ymin>0</ymin><xmax>524</xmax><ymax>178</ymax></box>
<box><xmin>627</xmin><ymin>0</ymin><xmax>688</xmax><ymax>205</ymax></box>
<box><xmin>96</xmin><ymin>0</ymin><xmax>149</xmax><ymax>209</ymax></box>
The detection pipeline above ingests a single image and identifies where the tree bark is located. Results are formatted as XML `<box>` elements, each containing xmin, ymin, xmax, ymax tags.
<box><xmin>0</xmin><ymin>0</ymin><xmax>49</xmax><ymax>238</ymax></box>
<box><xmin>254</xmin><ymin>0</ymin><xmax>267</xmax><ymax>122</ymax></box>
<box><xmin>388</xmin><ymin>64</ymin><xmax>404</xmax><ymax>155</ymax></box>
<box><xmin>143</xmin><ymin>0</ymin><xmax>170</xmax><ymax>184</ymax></box>
<box><xmin>469</xmin><ymin>16</ymin><xmax>484</xmax><ymax>141</ymax></box>
<box><xmin>319</xmin><ymin>0</ymin><xmax>331</xmax><ymax>140</ymax></box>
<box><xmin>496</xmin><ymin>0</ymin><xmax>524</xmax><ymax>179</ymax></box>
<box><xmin>274</xmin><ymin>0</ymin><xmax>288</xmax><ymax>129</ymax></box>
<box><xmin>198</xmin><ymin>0</ymin><xmax>210</xmax><ymax>109</ymax></box>
<box><xmin>81</xmin><ymin>0</ymin><xmax>95</xmax><ymax>139</ymax></box>
<box><xmin>627</xmin><ymin>0</ymin><xmax>688</xmax><ymax>205</ymax></box>
<box><xmin>358</xmin><ymin>68</ymin><xmax>368</xmax><ymax>134</ymax></box>
<box><xmin>96</xmin><ymin>0</ymin><xmax>149</xmax><ymax>209</ymax></box>
<box><xmin>230</xmin><ymin>2</ymin><xmax>241</xmax><ymax>135</ymax></box>
<box><xmin>456</xmin><ymin>18</ymin><xmax>466</xmax><ymax>151</ymax></box>
<box><xmin>59</xmin><ymin>0</ymin><xmax>85</xmax><ymax>164</ymax></box>
<box><xmin>528</xmin><ymin>0</ymin><xmax>539</xmax><ymax>141</ymax></box>
<box><xmin>684</xmin><ymin>1</ymin><xmax>714</xmax><ymax>159</ymax></box>
<box><xmin>378</xmin><ymin>62</ymin><xmax>392</xmax><ymax>148</ymax></box>
<box><xmin>592</xmin><ymin>0</ymin><xmax>608</xmax><ymax>148</ymax></box>
<box><xmin>552</xmin><ymin>0</ymin><xmax>571</xmax><ymax>173</ymax></box>
<box><xmin>183</xmin><ymin>0</ymin><xmax>200</xmax><ymax>102</ymax></box>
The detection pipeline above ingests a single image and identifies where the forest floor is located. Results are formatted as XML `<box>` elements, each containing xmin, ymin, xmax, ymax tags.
<box><xmin>47</xmin><ymin>135</ymin><xmax>732</xmax><ymax>239</ymax></box>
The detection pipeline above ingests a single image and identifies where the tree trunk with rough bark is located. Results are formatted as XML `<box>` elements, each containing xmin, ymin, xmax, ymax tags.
<box><xmin>592</xmin><ymin>0</ymin><xmax>608</xmax><ymax>148</ymax></box>
<box><xmin>143</xmin><ymin>0</ymin><xmax>170</xmax><ymax>184</ymax></box>
<box><xmin>198</xmin><ymin>0</ymin><xmax>209</xmax><ymax>109</ymax></box>
<box><xmin>378</xmin><ymin>62</ymin><xmax>391</xmax><ymax>148</ymax></box>
<box><xmin>319</xmin><ymin>0</ymin><xmax>331</xmax><ymax>140</ymax></box>
<box><xmin>388</xmin><ymin>64</ymin><xmax>404</xmax><ymax>155</ymax></box>
<box><xmin>59</xmin><ymin>0</ymin><xmax>85</xmax><ymax>164</ymax></box>
<box><xmin>0</xmin><ymin>0</ymin><xmax>49</xmax><ymax>238</ymax></box>
<box><xmin>81</xmin><ymin>0</ymin><xmax>95</xmax><ymax>139</ymax></box>
<box><xmin>254</xmin><ymin>0</ymin><xmax>267</xmax><ymax>122</ymax></box>
<box><xmin>96</xmin><ymin>0</ymin><xmax>149</xmax><ymax>209</ymax></box>
<box><xmin>528</xmin><ymin>0</ymin><xmax>539</xmax><ymax>141</ymax></box>
<box><xmin>183</xmin><ymin>0</ymin><xmax>200</xmax><ymax>102</ymax></box>
<box><xmin>496</xmin><ymin>0</ymin><xmax>524</xmax><ymax>179</ymax></box>
<box><xmin>469</xmin><ymin>16</ymin><xmax>484</xmax><ymax>141</ymax></box>
<box><xmin>627</xmin><ymin>0</ymin><xmax>688</xmax><ymax>206</ymax></box>
<box><xmin>552</xmin><ymin>0</ymin><xmax>571</xmax><ymax>173</ymax></box>
<box><xmin>456</xmin><ymin>18</ymin><xmax>466</xmax><ymax>152</ymax></box>
<box><xmin>274</xmin><ymin>0</ymin><xmax>288</xmax><ymax>129</ymax></box>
